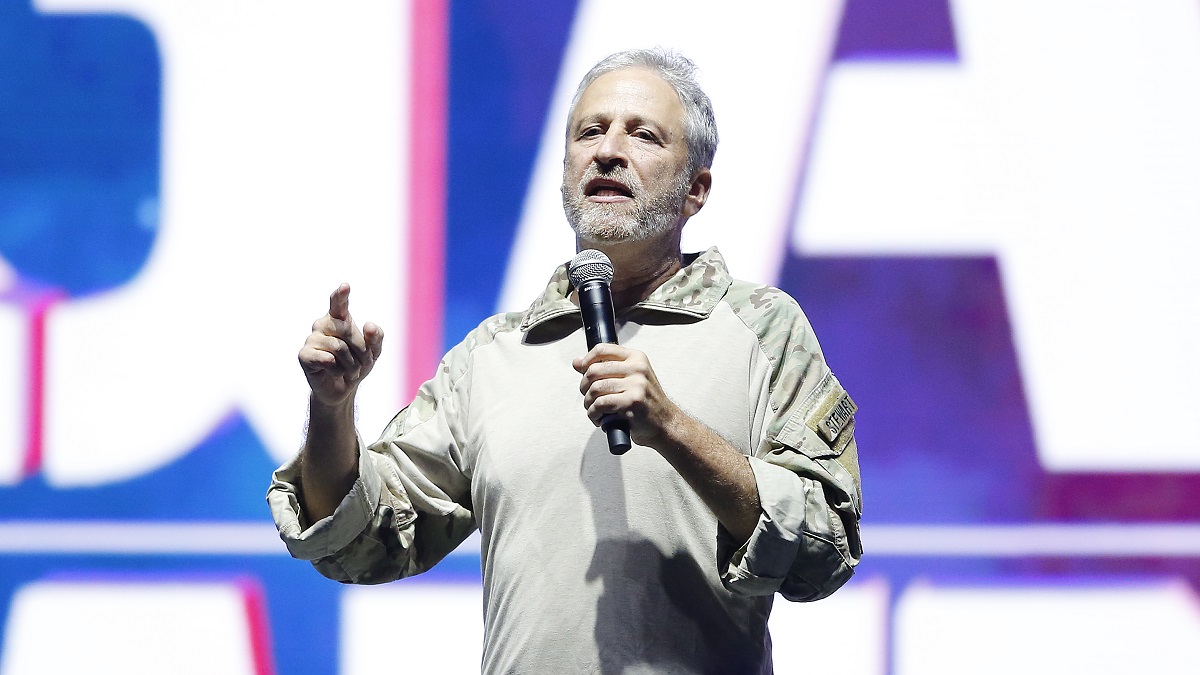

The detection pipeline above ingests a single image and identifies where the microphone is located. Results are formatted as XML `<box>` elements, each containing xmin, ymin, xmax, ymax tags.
<box><xmin>568</xmin><ymin>249</ymin><xmax>633</xmax><ymax>455</ymax></box>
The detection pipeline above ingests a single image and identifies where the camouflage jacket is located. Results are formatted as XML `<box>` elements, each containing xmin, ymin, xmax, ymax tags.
<box><xmin>268</xmin><ymin>247</ymin><xmax>863</xmax><ymax>673</ymax></box>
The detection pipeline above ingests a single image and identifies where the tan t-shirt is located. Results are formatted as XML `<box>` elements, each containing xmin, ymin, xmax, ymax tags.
<box><xmin>269</xmin><ymin>248</ymin><xmax>862</xmax><ymax>674</ymax></box>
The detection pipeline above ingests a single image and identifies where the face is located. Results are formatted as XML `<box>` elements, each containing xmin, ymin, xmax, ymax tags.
<box><xmin>561</xmin><ymin>68</ymin><xmax>707</xmax><ymax>243</ymax></box>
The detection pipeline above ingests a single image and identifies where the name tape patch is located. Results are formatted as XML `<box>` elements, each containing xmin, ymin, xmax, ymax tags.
<box><xmin>816</xmin><ymin>391</ymin><xmax>857</xmax><ymax>443</ymax></box>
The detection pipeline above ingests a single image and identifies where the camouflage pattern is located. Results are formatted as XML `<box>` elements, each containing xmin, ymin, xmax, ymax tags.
<box><xmin>268</xmin><ymin>247</ymin><xmax>861</xmax><ymax>606</ymax></box>
<box><xmin>268</xmin><ymin>311</ymin><xmax>524</xmax><ymax>584</ymax></box>
<box><xmin>639</xmin><ymin>253</ymin><xmax>856</xmax><ymax>602</ymax></box>
<box><xmin>521</xmin><ymin>248</ymin><xmax>864</xmax><ymax>602</ymax></box>
<box><xmin>518</xmin><ymin>262</ymin><xmax>575</xmax><ymax>330</ymax></box>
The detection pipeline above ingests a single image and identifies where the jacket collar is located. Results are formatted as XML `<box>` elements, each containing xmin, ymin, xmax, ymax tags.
<box><xmin>519</xmin><ymin>247</ymin><xmax>734</xmax><ymax>332</ymax></box>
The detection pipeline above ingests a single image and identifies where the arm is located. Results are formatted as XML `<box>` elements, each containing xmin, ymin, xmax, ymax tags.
<box><xmin>296</xmin><ymin>284</ymin><xmax>384</xmax><ymax>522</ymax></box>
<box><xmin>574</xmin><ymin>292</ymin><xmax>863</xmax><ymax>602</ymax></box>
<box><xmin>267</xmin><ymin>285</ymin><xmax>476</xmax><ymax>584</ymax></box>
<box><xmin>724</xmin><ymin>289</ymin><xmax>862</xmax><ymax>602</ymax></box>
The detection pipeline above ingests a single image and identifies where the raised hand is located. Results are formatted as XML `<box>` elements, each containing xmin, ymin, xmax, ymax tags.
<box><xmin>299</xmin><ymin>283</ymin><xmax>384</xmax><ymax>407</ymax></box>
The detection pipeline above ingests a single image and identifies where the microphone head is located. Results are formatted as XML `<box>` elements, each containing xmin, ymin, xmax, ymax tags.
<box><xmin>568</xmin><ymin>249</ymin><xmax>614</xmax><ymax>287</ymax></box>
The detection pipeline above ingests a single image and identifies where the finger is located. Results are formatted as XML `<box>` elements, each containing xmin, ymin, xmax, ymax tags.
<box><xmin>575</xmin><ymin>343</ymin><xmax>630</xmax><ymax>372</ymax></box>
<box><xmin>582</xmin><ymin>374</ymin><xmax>639</xmax><ymax>408</ymax></box>
<box><xmin>309</xmin><ymin>334</ymin><xmax>361</xmax><ymax>373</ymax></box>
<box><xmin>313</xmin><ymin>313</ymin><xmax>363</xmax><ymax>351</ymax></box>
<box><xmin>342</xmin><ymin>321</ymin><xmax>370</xmax><ymax>361</ymax></box>
<box><xmin>328</xmin><ymin>283</ymin><xmax>351</xmax><ymax>322</ymax></box>
<box><xmin>298</xmin><ymin>346</ymin><xmax>337</xmax><ymax>374</ymax></box>
<box><xmin>313</xmin><ymin>309</ymin><xmax>368</xmax><ymax>360</ymax></box>
<box><xmin>312</xmin><ymin>314</ymin><xmax>345</xmax><ymax>338</ymax></box>
<box><xmin>578</xmin><ymin>360</ymin><xmax>631</xmax><ymax>396</ymax></box>
<box><xmin>325</xmin><ymin>286</ymin><xmax>371</xmax><ymax>360</ymax></box>
<box><xmin>586</xmin><ymin>359</ymin><xmax>631</xmax><ymax>379</ymax></box>
<box><xmin>586</xmin><ymin>392</ymin><xmax>636</xmax><ymax>423</ymax></box>
<box><xmin>363</xmin><ymin>322</ymin><xmax>384</xmax><ymax>360</ymax></box>
<box><xmin>587</xmin><ymin>343</ymin><xmax>628</xmax><ymax>361</ymax></box>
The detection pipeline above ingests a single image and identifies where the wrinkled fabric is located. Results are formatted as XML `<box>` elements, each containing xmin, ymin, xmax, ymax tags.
<box><xmin>268</xmin><ymin>248</ymin><xmax>862</xmax><ymax>673</ymax></box>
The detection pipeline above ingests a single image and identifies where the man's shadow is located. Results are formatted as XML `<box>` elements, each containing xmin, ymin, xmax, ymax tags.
<box><xmin>580</xmin><ymin>434</ymin><xmax>769</xmax><ymax>674</ymax></box>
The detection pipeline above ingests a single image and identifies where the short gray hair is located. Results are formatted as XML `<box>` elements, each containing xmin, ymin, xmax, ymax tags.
<box><xmin>567</xmin><ymin>48</ymin><xmax>719</xmax><ymax>175</ymax></box>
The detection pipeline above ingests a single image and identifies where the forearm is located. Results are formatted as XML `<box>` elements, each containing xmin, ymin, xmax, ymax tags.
<box><xmin>299</xmin><ymin>394</ymin><xmax>360</xmax><ymax>522</ymax></box>
<box><xmin>651</xmin><ymin>409</ymin><xmax>762</xmax><ymax>544</ymax></box>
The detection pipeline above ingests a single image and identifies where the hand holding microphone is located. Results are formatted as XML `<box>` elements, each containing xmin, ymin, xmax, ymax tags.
<box><xmin>569</xmin><ymin>250</ymin><xmax>633</xmax><ymax>454</ymax></box>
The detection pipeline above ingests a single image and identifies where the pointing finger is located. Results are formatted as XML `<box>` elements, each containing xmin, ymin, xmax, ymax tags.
<box><xmin>329</xmin><ymin>283</ymin><xmax>351</xmax><ymax>321</ymax></box>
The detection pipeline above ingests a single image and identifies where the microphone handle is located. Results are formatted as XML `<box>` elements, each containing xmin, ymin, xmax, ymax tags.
<box><xmin>578</xmin><ymin>280</ymin><xmax>633</xmax><ymax>454</ymax></box>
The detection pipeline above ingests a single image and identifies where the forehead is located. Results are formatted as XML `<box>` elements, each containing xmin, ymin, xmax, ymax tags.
<box><xmin>570</xmin><ymin>68</ymin><xmax>686</xmax><ymax>131</ymax></box>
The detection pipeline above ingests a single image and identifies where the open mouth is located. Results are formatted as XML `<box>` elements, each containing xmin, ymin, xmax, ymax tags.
<box><xmin>584</xmin><ymin>177</ymin><xmax>634</xmax><ymax>199</ymax></box>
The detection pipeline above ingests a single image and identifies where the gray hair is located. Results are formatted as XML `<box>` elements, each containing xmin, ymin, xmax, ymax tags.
<box><xmin>567</xmin><ymin>48</ymin><xmax>719</xmax><ymax>175</ymax></box>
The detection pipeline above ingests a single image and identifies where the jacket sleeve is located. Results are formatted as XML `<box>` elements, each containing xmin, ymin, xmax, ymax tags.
<box><xmin>267</xmin><ymin>344</ymin><xmax>477</xmax><ymax>585</ymax></box>
<box><xmin>717</xmin><ymin>290</ymin><xmax>863</xmax><ymax>602</ymax></box>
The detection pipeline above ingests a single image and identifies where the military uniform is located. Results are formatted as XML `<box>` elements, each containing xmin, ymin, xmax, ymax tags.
<box><xmin>269</xmin><ymin>248</ymin><xmax>862</xmax><ymax>673</ymax></box>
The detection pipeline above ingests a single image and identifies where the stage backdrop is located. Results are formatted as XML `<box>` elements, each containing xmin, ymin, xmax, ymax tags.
<box><xmin>2</xmin><ymin>0</ymin><xmax>1200</xmax><ymax>673</ymax></box>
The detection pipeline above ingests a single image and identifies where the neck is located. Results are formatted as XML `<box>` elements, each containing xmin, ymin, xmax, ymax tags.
<box><xmin>577</xmin><ymin>229</ymin><xmax>684</xmax><ymax>310</ymax></box>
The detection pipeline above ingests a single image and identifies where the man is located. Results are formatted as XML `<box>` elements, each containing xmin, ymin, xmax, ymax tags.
<box><xmin>269</xmin><ymin>48</ymin><xmax>862</xmax><ymax>673</ymax></box>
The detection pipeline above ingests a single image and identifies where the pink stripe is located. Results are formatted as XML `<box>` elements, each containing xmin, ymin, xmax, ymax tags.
<box><xmin>22</xmin><ymin>293</ymin><xmax>62</xmax><ymax>479</ymax></box>
<box><xmin>405</xmin><ymin>0</ymin><xmax>448</xmax><ymax>400</ymax></box>
<box><xmin>237</xmin><ymin>577</ymin><xmax>277</xmax><ymax>675</ymax></box>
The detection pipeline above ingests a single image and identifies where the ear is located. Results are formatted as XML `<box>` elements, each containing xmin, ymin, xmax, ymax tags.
<box><xmin>681</xmin><ymin>167</ymin><xmax>712</xmax><ymax>218</ymax></box>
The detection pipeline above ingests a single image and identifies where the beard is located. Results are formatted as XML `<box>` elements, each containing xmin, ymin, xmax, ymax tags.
<box><xmin>562</xmin><ymin>164</ymin><xmax>690</xmax><ymax>243</ymax></box>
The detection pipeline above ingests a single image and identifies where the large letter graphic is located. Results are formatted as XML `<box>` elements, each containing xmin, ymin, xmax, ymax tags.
<box><xmin>793</xmin><ymin>0</ymin><xmax>1200</xmax><ymax>470</ymax></box>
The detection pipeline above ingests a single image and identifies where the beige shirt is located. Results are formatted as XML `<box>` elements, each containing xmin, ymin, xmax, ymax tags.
<box><xmin>269</xmin><ymin>248</ymin><xmax>862</xmax><ymax>674</ymax></box>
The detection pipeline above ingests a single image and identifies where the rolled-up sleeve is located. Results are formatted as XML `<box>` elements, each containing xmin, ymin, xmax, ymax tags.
<box><xmin>267</xmin><ymin>340</ymin><xmax>478</xmax><ymax>585</ymax></box>
<box><xmin>719</xmin><ymin>292</ymin><xmax>863</xmax><ymax>602</ymax></box>
<box><xmin>718</xmin><ymin>429</ymin><xmax>861</xmax><ymax>601</ymax></box>
<box><xmin>268</xmin><ymin>435</ymin><xmax>382</xmax><ymax>562</ymax></box>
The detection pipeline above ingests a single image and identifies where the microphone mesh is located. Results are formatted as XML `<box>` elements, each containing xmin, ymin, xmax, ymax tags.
<box><xmin>568</xmin><ymin>249</ymin><xmax>614</xmax><ymax>287</ymax></box>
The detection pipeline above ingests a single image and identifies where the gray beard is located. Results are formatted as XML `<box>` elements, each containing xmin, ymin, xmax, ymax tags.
<box><xmin>563</xmin><ymin>166</ymin><xmax>689</xmax><ymax>243</ymax></box>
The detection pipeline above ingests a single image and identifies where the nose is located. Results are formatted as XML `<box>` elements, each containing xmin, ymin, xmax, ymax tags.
<box><xmin>594</xmin><ymin>126</ymin><xmax>628</xmax><ymax>168</ymax></box>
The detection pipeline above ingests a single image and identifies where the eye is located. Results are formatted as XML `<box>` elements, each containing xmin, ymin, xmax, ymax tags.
<box><xmin>632</xmin><ymin>128</ymin><xmax>660</xmax><ymax>143</ymax></box>
<box><xmin>578</xmin><ymin>125</ymin><xmax>603</xmax><ymax>139</ymax></box>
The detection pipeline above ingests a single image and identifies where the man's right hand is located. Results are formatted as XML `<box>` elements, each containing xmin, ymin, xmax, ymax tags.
<box><xmin>299</xmin><ymin>283</ymin><xmax>385</xmax><ymax>407</ymax></box>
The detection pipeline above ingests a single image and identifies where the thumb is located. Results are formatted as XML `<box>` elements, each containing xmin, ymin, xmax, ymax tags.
<box><xmin>364</xmin><ymin>322</ymin><xmax>384</xmax><ymax>359</ymax></box>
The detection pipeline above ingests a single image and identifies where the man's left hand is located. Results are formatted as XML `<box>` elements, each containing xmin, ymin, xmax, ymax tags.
<box><xmin>573</xmin><ymin>343</ymin><xmax>682</xmax><ymax>449</ymax></box>
<box><xmin>573</xmin><ymin>343</ymin><xmax>762</xmax><ymax>541</ymax></box>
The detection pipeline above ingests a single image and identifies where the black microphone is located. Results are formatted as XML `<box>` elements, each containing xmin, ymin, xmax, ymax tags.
<box><xmin>568</xmin><ymin>249</ymin><xmax>633</xmax><ymax>455</ymax></box>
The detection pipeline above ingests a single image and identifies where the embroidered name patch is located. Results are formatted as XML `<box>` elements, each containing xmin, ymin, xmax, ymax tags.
<box><xmin>814</xmin><ymin>390</ymin><xmax>857</xmax><ymax>443</ymax></box>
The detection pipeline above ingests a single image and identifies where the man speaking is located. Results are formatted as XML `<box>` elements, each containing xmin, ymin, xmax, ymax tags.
<box><xmin>269</xmin><ymin>48</ymin><xmax>862</xmax><ymax>673</ymax></box>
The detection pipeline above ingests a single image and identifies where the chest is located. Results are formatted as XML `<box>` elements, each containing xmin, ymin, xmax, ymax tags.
<box><xmin>462</xmin><ymin>316</ymin><xmax>765</xmax><ymax>536</ymax></box>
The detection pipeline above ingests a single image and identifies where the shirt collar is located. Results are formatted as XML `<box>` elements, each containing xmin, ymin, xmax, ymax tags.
<box><xmin>518</xmin><ymin>247</ymin><xmax>734</xmax><ymax>332</ymax></box>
